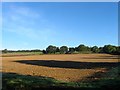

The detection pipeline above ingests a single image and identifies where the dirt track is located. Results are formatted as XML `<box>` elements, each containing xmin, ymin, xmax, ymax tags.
<box><xmin>2</xmin><ymin>54</ymin><xmax>119</xmax><ymax>82</ymax></box>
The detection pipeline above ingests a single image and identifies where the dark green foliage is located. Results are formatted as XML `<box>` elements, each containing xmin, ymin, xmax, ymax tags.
<box><xmin>46</xmin><ymin>45</ymin><xmax>57</xmax><ymax>54</ymax></box>
<box><xmin>2</xmin><ymin>49</ymin><xmax>42</xmax><ymax>54</ymax></box>
<box><xmin>75</xmin><ymin>44</ymin><xmax>91</xmax><ymax>52</ymax></box>
<box><xmin>56</xmin><ymin>47</ymin><xmax>60</xmax><ymax>52</ymax></box>
<box><xmin>75</xmin><ymin>47</ymin><xmax>78</xmax><ymax>51</ymax></box>
<box><xmin>2</xmin><ymin>49</ymin><xmax>8</xmax><ymax>53</ymax></box>
<box><xmin>30</xmin><ymin>49</ymin><xmax>42</xmax><ymax>52</ymax></box>
<box><xmin>103</xmin><ymin>45</ymin><xmax>117</xmax><ymax>54</ymax></box>
<box><xmin>77</xmin><ymin>44</ymin><xmax>87</xmax><ymax>51</ymax></box>
<box><xmin>42</xmin><ymin>50</ymin><xmax>46</xmax><ymax>54</ymax></box>
<box><xmin>114</xmin><ymin>46</ymin><xmax>120</xmax><ymax>55</ymax></box>
<box><xmin>2</xmin><ymin>44</ymin><xmax>120</xmax><ymax>55</ymax></box>
<box><xmin>91</xmin><ymin>46</ymin><xmax>99</xmax><ymax>53</ymax></box>
<box><xmin>60</xmin><ymin>46</ymin><xmax>68</xmax><ymax>54</ymax></box>
<box><xmin>17</xmin><ymin>49</ymin><xmax>41</xmax><ymax>52</ymax></box>
<box><xmin>68</xmin><ymin>47</ymin><xmax>75</xmax><ymax>54</ymax></box>
<box><xmin>99</xmin><ymin>47</ymin><xmax>104</xmax><ymax>53</ymax></box>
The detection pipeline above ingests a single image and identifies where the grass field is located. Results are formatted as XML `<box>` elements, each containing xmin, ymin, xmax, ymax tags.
<box><xmin>1</xmin><ymin>52</ymin><xmax>43</xmax><ymax>57</ymax></box>
<box><xmin>1</xmin><ymin>54</ymin><xmax>120</xmax><ymax>89</ymax></box>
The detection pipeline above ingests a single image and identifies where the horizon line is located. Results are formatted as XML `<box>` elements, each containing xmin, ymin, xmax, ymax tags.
<box><xmin>1</xmin><ymin>44</ymin><xmax>119</xmax><ymax>50</ymax></box>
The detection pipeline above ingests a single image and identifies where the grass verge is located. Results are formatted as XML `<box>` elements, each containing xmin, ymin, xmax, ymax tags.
<box><xmin>2</xmin><ymin>66</ymin><xmax>120</xmax><ymax>90</ymax></box>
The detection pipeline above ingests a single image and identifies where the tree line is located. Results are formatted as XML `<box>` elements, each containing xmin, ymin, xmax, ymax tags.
<box><xmin>2</xmin><ymin>44</ymin><xmax>120</xmax><ymax>55</ymax></box>
<box><xmin>44</xmin><ymin>44</ymin><xmax>120</xmax><ymax>55</ymax></box>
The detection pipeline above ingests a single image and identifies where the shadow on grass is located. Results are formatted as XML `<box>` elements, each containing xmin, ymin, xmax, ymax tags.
<box><xmin>81</xmin><ymin>65</ymin><xmax>120</xmax><ymax>89</ymax></box>
<box><xmin>2</xmin><ymin>72</ymin><xmax>71</xmax><ymax>90</ymax></box>
<box><xmin>2</xmin><ymin>71</ymin><xmax>120</xmax><ymax>90</ymax></box>
<box><xmin>14</xmin><ymin>60</ymin><xmax>120</xmax><ymax>69</ymax></box>
<box><xmin>2</xmin><ymin>72</ymin><xmax>100</xmax><ymax>90</ymax></box>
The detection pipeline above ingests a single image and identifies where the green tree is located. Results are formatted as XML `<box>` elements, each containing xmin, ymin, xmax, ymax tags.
<box><xmin>77</xmin><ymin>44</ymin><xmax>90</xmax><ymax>52</ymax></box>
<box><xmin>46</xmin><ymin>45</ymin><xmax>57</xmax><ymax>54</ymax></box>
<box><xmin>103</xmin><ymin>45</ymin><xmax>116</xmax><ymax>54</ymax></box>
<box><xmin>113</xmin><ymin>46</ymin><xmax>120</xmax><ymax>55</ymax></box>
<box><xmin>60</xmin><ymin>46</ymin><xmax>68</xmax><ymax>54</ymax></box>
<box><xmin>91</xmin><ymin>46</ymin><xmax>99</xmax><ymax>53</ymax></box>
<box><xmin>2</xmin><ymin>49</ymin><xmax>8</xmax><ymax>53</ymax></box>
<box><xmin>69</xmin><ymin>47</ymin><xmax>75</xmax><ymax>53</ymax></box>
<box><xmin>56</xmin><ymin>47</ymin><xmax>60</xmax><ymax>52</ymax></box>
<box><xmin>75</xmin><ymin>47</ymin><xmax>79</xmax><ymax>51</ymax></box>
<box><xmin>116</xmin><ymin>46</ymin><xmax>120</xmax><ymax>54</ymax></box>
<box><xmin>42</xmin><ymin>50</ymin><xmax>46</xmax><ymax>54</ymax></box>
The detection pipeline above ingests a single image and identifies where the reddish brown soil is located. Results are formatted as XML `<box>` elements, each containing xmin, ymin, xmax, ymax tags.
<box><xmin>1</xmin><ymin>54</ymin><xmax>119</xmax><ymax>82</ymax></box>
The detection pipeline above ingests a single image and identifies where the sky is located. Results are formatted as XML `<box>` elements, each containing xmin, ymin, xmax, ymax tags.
<box><xmin>2</xmin><ymin>2</ymin><xmax>118</xmax><ymax>50</ymax></box>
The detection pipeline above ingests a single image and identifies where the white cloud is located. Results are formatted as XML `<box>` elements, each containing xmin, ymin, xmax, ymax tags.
<box><xmin>7</xmin><ymin>27</ymin><xmax>38</xmax><ymax>39</ymax></box>
<box><xmin>3</xmin><ymin>4</ymin><xmax>56</xmax><ymax>41</ymax></box>
<box><xmin>9</xmin><ymin>5</ymin><xmax>40</xmax><ymax>19</ymax></box>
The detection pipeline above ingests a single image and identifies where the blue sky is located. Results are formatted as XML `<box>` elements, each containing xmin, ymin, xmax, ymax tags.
<box><xmin>2</xmin><ymin>2</ymin><xmax>118</xmax><ymax>50</ymax></box>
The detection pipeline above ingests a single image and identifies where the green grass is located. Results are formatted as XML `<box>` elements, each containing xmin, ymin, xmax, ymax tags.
<box><xmin>2</xmin><ymin>52</ymin><xmax>43</xmax><ymax>57</ymax></box>
<box><xmin>2</xmin><ymin>73</ymin><xmax>96</xmax><ymax>90</ymax></box>
<box><xmin>83</xmin><ymin>66</ymin><xmax>120</xmax><ymax>89</ymax></box>
<box><xmin>2</xmin><ymin>66</ymin><xmax>120</xmax><ymax>90</ymax></box>
<box><xmin>2</xmin><ymin>73</ymin><xmax>78</xmax><ymax>89</ymax></box>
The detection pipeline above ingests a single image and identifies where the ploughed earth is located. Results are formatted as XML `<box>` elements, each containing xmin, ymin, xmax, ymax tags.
<box><xmin>1</xmin><ymin>54</ymin><xmax>119</xmax><ymax>82</ymax></box>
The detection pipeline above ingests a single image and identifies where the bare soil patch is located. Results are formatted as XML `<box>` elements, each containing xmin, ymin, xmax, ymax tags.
<box><xmin>2</xmin><ymin>54</ymin><xmax>119</xmax><ymax>82</ymax></box>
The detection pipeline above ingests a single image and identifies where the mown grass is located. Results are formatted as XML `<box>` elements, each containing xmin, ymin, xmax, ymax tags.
<box><xmin>2</xmin><ymin>65</ymin><xmax>120</xmax><ymax>90</ymax></box>
<box><xmin>1</xmin><ymin>51</ymin><xmax>94</xmax><ymax>57</ymax></box>
<box><xmin>2</xmin><ymin>52</ymin><xmax>43</xmax><ymax>57</ymax></box>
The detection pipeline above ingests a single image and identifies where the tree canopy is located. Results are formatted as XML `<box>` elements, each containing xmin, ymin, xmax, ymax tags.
<box><xmin>60</xmin><ymin>46</ymin><xmax>68</xmax><ymax>54</ymax></box>
<box><xmin>2</xmin><ymin>44</ymin><xmax>119</xmax><ymax>55</ymax></box>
